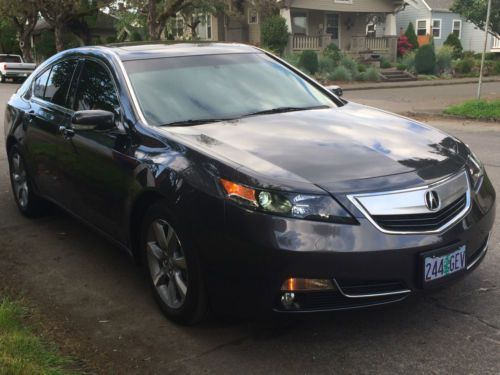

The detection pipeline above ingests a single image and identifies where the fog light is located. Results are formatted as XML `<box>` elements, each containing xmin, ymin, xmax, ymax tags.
<box><xmin>281</xmin><ymin>278</ymin><xmax>335</xmax><ymax>292</ymax></box>
<box><xmin>281</xmin><ymin>292</ymin><xmax>296</xmax><ymax>310</ymax></box>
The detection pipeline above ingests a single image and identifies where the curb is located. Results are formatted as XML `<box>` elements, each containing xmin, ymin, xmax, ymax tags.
<box><xmin>403</xmin><ymin>111</ymin><xmax>499</xmax><ymax>122</ymax></box>
<box><xmin>343</xmin><ymin>77</ymin><xmax>500</xmax><ymax>91</ymax></box>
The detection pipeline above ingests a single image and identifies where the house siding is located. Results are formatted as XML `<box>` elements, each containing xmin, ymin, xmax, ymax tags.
<box><xmin>396</xmin><ymin>1</ymin><xmax>431</xmax><ymax>37</ymax></box>
<box><xmin>290</xmin><ymin>0</ymin><xmax>397</xmax><ymax>13</ymax></box>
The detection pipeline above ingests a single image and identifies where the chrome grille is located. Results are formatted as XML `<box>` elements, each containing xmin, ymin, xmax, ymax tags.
<box><xmin>347</xmin><ymin>170</ymin><xmax>471</xmax><ymax>234</ymax></box>
<box><xmin>372</xmin><ymin>194</ymin><xmax>467</xmax><ymax>232</ymax></box>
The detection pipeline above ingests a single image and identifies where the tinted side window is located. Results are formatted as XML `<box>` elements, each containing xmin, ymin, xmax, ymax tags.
<box><xmin>74</xmin><ymin>60</ymin><xmax>120</xmax><ymax>117</ymax></box>
<box><xmin>33</xmin><ymin>69</ymin><xmax>51</xmax><ymax>98</ymax></box>
<box><xmin>44</xmin><ymin>59</ymin><xmax>78</xmax><ymax>107</ymax></box>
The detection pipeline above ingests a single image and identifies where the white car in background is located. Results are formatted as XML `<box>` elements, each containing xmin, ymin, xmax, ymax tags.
<box><xmin>0</xmin><ymin>54</ymin><xmax>36</xmax><ymax>83</ymax></box>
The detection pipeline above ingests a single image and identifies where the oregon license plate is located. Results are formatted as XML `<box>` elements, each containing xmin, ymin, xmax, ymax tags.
<box><xmin>424</xmin><ymin>245</ymin><xmax>466</xmax><ymax>282</ymax></box>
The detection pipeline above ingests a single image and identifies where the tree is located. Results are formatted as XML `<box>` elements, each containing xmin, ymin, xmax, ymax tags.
<box><xmin>451</xmin><ymin>0</ymin><xmax>500</xmax><ymax>35</ymax></box>
<box><xmin>37</xmin><ymin>0</ymin><xmax>113</xmax><ymax>52</ymax></box>
<box><xmin>0</xmin><ymin>0</ymin><xmax>38</xmax><ymax>62</ymax></box>
<box><xmin>261</xmin><ymin>15</ymin><xmax>289</xmax><ymax>55</ymax></box>
<box><xmin>404</xmin><ymin>22</ymin><xmax>419</xmax><ymax>50</ymax></box>
<box><xmin>415</xmin><ymin>44</ymin><xmax>436</xmax><ymax>74</ymax></box>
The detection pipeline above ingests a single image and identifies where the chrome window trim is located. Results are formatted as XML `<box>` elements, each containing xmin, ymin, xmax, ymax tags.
<box><xmin>347</xmin><ymin>170</ymin><xmax>472</xmax><ymax>235</ymax></box>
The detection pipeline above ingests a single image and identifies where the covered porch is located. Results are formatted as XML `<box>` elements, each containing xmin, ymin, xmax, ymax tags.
<box><xmin>281</xmin><ymin>8</ymin><xmax>399</xmax><ymax>62</ymax></box>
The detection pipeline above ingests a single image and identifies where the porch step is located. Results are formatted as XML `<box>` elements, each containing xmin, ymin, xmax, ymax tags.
<box><xmin>379</xmin><ymin>69</ymin><xmax>416</xmax><ymax>82</ymax></box>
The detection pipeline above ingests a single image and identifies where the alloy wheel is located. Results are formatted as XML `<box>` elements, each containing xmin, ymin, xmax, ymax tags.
<box><xmin>10</xmin><ymin>152</ymin><xmax>29</xmax><ymax>209</ymax></box>
<box><xmin>146</xmin><ymin>219</ymin><xmax>189</xmax><ymax>309</ymax></box>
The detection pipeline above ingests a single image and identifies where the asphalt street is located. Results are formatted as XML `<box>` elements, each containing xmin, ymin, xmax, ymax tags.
<box><xmin>0</xmin><ymin>81</ymin><xmax>499</xmax><ymax>374</ymax></box>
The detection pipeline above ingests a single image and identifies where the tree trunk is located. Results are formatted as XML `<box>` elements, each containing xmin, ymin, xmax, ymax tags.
<box><xmin>19</xmin><ymin>35</ymin><xmax>33</xmax><ymax>63</ymax></box>
<box><xmin>54</xmin><ymin>24</ymin><xmax>65</xmax><ymax>52</ymax></box>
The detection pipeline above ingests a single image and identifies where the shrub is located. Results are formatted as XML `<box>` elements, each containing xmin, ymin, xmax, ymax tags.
<box><xmin>299</xmin><ymin>50</ymin><xmax>319</xmax><ymax>74</ymax></box>
<box><xmin>443</xmin><ymin>33</ymin><xmax>463</xmax><ymax>59</ymax></box>
<box><xmin>328</xmin><ymin>66</ymin><xmax>353</xmax><ymax>81</ymax></box>
<box><xmin>404</xmin><ymin>22</ymin><xmax>419</xmax><ymax>50</ymax></box>
<box><xmin>415</xmin><ymin>44</ymin><xmax>436</xmax><ymax>74</ymax></box>
<box><xmin>401</xmin><ymin>51</ymin><xmax>416</xmax><ymax>73</ymax></box>
<box><xmin>340</xmin><ymin>56</ymin><xmax>358</xmax><ymax>74</ymax></box>
<box><xmin>436</xmin><ymin>46</ymin><xmax>454</xmax><ymax>74</ymax></box>
<box><xmin>130</xmin><ymin>31</ymin><xmax>143</xmax><ymax>41</ymax></box>
<box><xmin>364</xmin><ymin>67</ymin><xmax>380</xmax><ymax>82</ymax></box>
<box><xmin>283</xmin><ymin>52</ymin><xmax>301</xmax><ymax>68</ymax></box>
<box><xmin>396</xmin><ymin>63</ymin><xmax>407</xmax><ymax>71</ymax></box>
<box><xmin>454</xmin><ymin>57</ymin><xmax>475</xmax><ymax>74</ymax></box>
<box><xmin>495</xmin><ymin>61</ymin><xmax>500</xmax><ymax>75</ymax></box>
<box><xmin>357</xmin><ymin>64</ymin><xmax>366</xmax><ymax>73</ymax></box>
<box><xmin>463</xmin><ymin>50</ymin><xmax>475</xmax><ymax>59</ymax></box>
<box><xmin>318</xmin><ymin>55</ymin><xmax>335</xmax><ymax>74</ymax></box>
<box><xmin>397</xmin><ymin>35</ymin><xmax>413</xmax><ymax>57</ymax></box>
<box><xmin>261</xmin><ymin>15</ymin><xmax>289</xmax><ymax>55</ymax></box>
<box><xmin>380</xmin><ymin>56</ymin><xmax>392</xmax><ymax>69</ymax></box>
<box><xmin>322</xmin><ymin>43</ymin><xmax>343</xmax><ymax>65</ymax></box>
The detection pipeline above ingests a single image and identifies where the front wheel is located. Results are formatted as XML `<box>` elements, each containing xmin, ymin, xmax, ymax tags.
<box><xmin>8</xmin><ymin>145</ymin><xmax>48</xmax><ymax>217</ymax></box>
<box><xmin>141</xmin><ymin>201</ymin><xmax>208</xmax><ymax>325</ymax></box>
<box><xmin>0</xmin><ymin>74</ymin><xmax>5</xmax><ymax>83</ymax></box>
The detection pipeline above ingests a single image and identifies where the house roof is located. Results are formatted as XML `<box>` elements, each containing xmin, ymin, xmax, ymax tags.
<box><xmin>34</xmin><ymin>11</ymin><xmax>118</xmax><ymax>34</ymax></box>
<box><xmin>423</xmin><ymin>0</ymin><xmax>454</xmax><ymax>12</ymax></box>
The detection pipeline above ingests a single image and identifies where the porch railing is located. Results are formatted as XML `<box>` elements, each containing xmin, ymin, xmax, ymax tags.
<box><xmin>292</xmin><ymin>34</ymin><xmax>321</xmax><ymax>51</ymax></box>
<box><xmin>492</xmin><ymin>36</ymin><xmax>500</xmax><ymax>50</ymax></box>
<box><xmin>351</xmin><ymin>36</ymin><xmax>393</xmax><ymax>52</ymax></box>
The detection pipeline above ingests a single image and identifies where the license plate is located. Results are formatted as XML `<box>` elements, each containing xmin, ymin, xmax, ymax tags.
<box><xmin>424</xmin><ymin>245</ymin><xmax>466</xmax><ymax>282</ymax></box>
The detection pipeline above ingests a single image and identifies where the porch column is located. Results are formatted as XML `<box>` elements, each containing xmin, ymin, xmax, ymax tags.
<box><xmin>385</xmin><ymin>13</ymin><xmax>397</xmax><ymax>36</ymax></box>
<box><xmin>280</xmin><ymin>8</ymin><xmax>292</xmax><ymax>33</ymax></box>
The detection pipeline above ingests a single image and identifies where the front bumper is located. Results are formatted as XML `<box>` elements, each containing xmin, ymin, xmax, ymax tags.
<box><xmin>199</xmin><ymin>174</ymin><xmax>496</xmax><ymax>316</ymax></box>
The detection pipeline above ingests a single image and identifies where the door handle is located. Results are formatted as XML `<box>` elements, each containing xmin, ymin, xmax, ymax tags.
<box><xmin>59</xmin><ymin>126</ymin><xmax>75</xmax><ymax>139</ymax></box>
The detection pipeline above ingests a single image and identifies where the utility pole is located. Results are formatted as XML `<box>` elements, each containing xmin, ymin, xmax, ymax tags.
<box><xmin>477</xmin><ymin>0</ymin><xmax>492</xmax><ymax>100</ymax></box>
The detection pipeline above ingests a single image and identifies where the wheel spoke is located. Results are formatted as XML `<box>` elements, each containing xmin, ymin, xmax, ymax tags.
<box><xmin>153</xmin><ymin>268</ymin><xmax>168</xmax><ymax>287</ymax></box>
<box><xmin>166</xmin><ymin>280</ymin><xmax>177</xmax><ymax>303</ymax></box>
<box><xmin>12</xmin><ymin>155</ymin><xmax>20</xmax><ymax>173</ymax></box>
<box><xmin>153</xmin><ymin>221</ymin><xmax>174</xmax><ymax>250</ymax></box>
<box><xmin>147</xmin><ymin>242</ymin><xmax>166</xmax><ymax>262</ymax></box>
<box><xmin>172</xmin><ymin>255</ymin><xmax>187</xmax><ymax>270</ymax></box>
<box><xmin>173</xmin><ymin>272</ymin><xmax>187</xmax><ymax>298</ymax></box>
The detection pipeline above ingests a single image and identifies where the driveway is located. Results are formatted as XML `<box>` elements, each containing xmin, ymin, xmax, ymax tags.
<box><xmin>1</xmin><ymin>81</ymin><xmax>499</xmax><ymax>374</ymax></box>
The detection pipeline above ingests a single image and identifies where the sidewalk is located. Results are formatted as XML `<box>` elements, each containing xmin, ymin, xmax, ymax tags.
<box><xmin>342</xmin><ymin>76</ymin><xmax>500</xmax><ymax>91</ymax></box>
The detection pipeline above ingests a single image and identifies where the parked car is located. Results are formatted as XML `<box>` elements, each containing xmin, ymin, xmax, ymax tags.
<box><xmin>4</xmin><ymin>44</ymin><xmax>496</xmax><ymax>325</ymax></box>
<box><xmin>0</xmin><ymin>54</ymin><xmax>36</xmax><ymax>83</ymax></box>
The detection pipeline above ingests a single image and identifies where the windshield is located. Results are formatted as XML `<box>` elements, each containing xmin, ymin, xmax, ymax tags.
<box><xmin>124</xmin><ymin>53</ymin><xmax>336</xmax><ymax>126</ymax></box>
<box><xmin>0</xmin><ymin>55</ymin><xmax>22</xmax><ymax>63</ymax></box>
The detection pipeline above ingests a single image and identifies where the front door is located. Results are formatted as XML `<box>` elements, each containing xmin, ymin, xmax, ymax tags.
<box><xmin>325</xmin><ymin>14</ymin><xmax>340</xmax><ymax>47</ymax></box>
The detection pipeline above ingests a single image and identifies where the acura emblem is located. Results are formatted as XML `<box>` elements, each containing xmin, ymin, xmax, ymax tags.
<box><xmin>425</xmin><ymin>191</ymin><xmax>440</xmax><ymax>211</ymax></box>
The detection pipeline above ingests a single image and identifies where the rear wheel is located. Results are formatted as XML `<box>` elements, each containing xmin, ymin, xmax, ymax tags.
<box><xmin>0</xmin><ymin>74</ymin><xmax>5</xmax><ymax>83</ymax></box>
<box><xmin>8</xmin><ymin>146</ymin><xmax>48</xmax><ymax>217</ymax></box>
<box><xmin>141</xmin><ymin>201</ymin><xmax>208</xmax><ymax>325</ymax></box>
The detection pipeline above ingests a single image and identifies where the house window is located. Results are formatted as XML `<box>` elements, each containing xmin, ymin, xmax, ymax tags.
<box><xmin>453</xmin><ymin>19</ymin><xmax>462</xmax><ymax>38</ymax></box>
<box><xmin>248</xmin><ymin>9</ymin><xmax>258</xmax><ymax>24</ymax></box>
<box><xmin>416</xmin><ymin>19</ymin><xmax>428</xmax><ymax>36</ymax></box>
<box><xmin>325</xmin><ymin>14</ymin><xmax>339</xmax><ymax>39</ymax></box>
<box><xmin>432</xmin><ymin>19</ymin><xmax>441</xmax><ymax>39</ymax></box>
<box><xmin>292</xmin><ymin>12</ymin><xmax>308</xmax><ymax>35</ymax></box>
<box><xmin>195</xmin><ymin>15</ymin><xmax>212</xmax><ymax>40</ymax></box>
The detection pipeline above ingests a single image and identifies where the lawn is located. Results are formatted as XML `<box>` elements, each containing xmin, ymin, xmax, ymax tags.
<box><xmin>0</xmin><ymin>297</ymin><xmax>78</xmax><ymax>375</ymax></box>
<box><xmin>444</xmin><ymin>99</ymin><xmax>500</xmax><ymax>120</ymax></box>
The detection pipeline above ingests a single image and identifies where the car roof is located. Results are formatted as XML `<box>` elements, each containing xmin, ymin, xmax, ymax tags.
<box><xmin>104</xmin><ymin>42</ymin><xmax>261</xmax><ymax>61</ymax></box>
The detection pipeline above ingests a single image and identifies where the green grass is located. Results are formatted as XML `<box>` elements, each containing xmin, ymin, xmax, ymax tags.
<box><xmin>444</xmin><ymin>99</ymin><xmax>500</xmax><ymax>120</ymax></box>
<box><xmin>0</xmin><ymin>297</ymin><xmax>77</xmax><ymax>375</ymax></box>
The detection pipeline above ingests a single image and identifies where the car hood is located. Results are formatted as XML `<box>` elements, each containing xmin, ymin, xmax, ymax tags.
<box><xmin>161</xmin><ymin>102</ymin><xmax>465</xmax><ymax>192</ymax></box>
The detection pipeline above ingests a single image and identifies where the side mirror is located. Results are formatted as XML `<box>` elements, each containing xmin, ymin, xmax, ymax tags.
<box><xmin>328</xmin><ymin>86</ymin><xmax>343</xmax><ymax>97</ymax></box>
<box><xmin>71</xmin><ymin>110</ymin><xmax>115</xmax><ymax>131</ymax></box>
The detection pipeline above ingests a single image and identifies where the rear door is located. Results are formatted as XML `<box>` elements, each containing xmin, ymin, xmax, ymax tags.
<box><xmin>24</xmin><ymin>59</ymin><xmax>80</xmax><ymax>206</ymax></box>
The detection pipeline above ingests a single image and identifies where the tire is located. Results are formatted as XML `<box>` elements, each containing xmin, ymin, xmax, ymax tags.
<box><xmin>0</xmin><ymin>74</ymin><xmax>5</xmax><ymax>83</ymax></box>
<box><xmin>140</xmin><ymin>200</ymin><xmax>208</xmax><ymax>325</ymax></box>
<box><xmin>8</xmin><ymin>145</ymin><xmax>48</xmax><ymax>217</ymax></box>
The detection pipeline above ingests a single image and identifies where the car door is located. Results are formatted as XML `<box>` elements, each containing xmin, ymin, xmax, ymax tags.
<box><xmin>62</xmin><ymin>58</ymin><xmax>135</xmax><ymax>240</ymax></box>
<box><xmin>24</xmin><ymin>59</ymin><xmax>80</xmax><ymax>206</ymax></box>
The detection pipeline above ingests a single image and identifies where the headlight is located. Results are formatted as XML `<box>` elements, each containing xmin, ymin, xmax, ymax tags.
<box><xmin>220</xmin><ymin>178</ymin><xmax>356</xmax><ymax>224</ymax></box>
<box><xmin>465</xmin><ymin>150</ymin><xmax>484</xmax><ymax>190</ymax></box>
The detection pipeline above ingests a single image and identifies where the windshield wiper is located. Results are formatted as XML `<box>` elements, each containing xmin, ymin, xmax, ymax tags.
<box><xmin>241</xmin><ymin>105</ymin><xmax>329</xmax><ymax>118</ymax></box>
<box><xmin>160</xmin><ymin>118</ymin><xmax>231</xmax><ymax>127</ymax></box>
